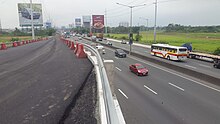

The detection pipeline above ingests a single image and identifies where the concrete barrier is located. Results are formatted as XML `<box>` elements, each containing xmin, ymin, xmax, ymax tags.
<box><xmin>0</xmin><ymin>43</ymin><xmax>7</xmax><ymax>50</ymax></box>
<box><xmin>12</xmin><ymin>42</ymin><xmax>17</xmax><ymax>47</ymax></box>
<box><xmin>76</xmin><ymin>44</ymin><xmax>87</xmax><ymax>58</ymax></box>
<box><xmin>70</xmin><ymin>42</ymin><xmax>75</xmax><ymax>50</ymax></box>
<box><xmin>74</xmin><ymin>42</ymin><xmax>79</xmax><ymax>54</ymax></box>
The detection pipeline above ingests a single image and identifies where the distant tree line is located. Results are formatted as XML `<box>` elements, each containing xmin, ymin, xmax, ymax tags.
<box><xmin>164</xmin><ymin>24</ymin><xmax>220</xmax><ymax>33</ymax></box>
<box><xmin>1</xmin><ymin>27</ymin><xmax>56</xmax><ymax>37</ymax></box>
<box><xmin>70</xmin><ymin>24</ymin><xmax>220</xmax><ymax>34</ymax></box>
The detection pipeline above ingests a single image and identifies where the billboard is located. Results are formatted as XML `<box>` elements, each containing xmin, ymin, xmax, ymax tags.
<box><xmin>82</xmin><ymin>16</ymin><xmax>91</xmax><ymax>23</ymax></box>
<box><xmin>92</xmin><ymin>15</ymin><xmax>104</xmax><ymax>29</ymax></box>
<box><xmin>45</xmin><ymin>22</ymin><xmax>52</xmax><ymax>29</ymax></box>
<box><xmin>75</xmin><ymin>18</ymin><xmax>81</xmax><ymax>27</ymax></box>
<box><xmin>18</xmin><ymin>3</ymin><xmax>43</xmax><ymax>26</ymax></box>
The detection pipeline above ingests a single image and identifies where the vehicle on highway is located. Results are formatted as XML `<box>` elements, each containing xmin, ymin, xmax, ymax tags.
<box><xmin>78</xmin><ymin>37</ymin><xmax>82</xmax><ymax>40</ymax></box>
<box><xmin>115</xmin><ymin>49</ymin><xmax>126</xmax><ymax>58</ymax></box>
<box><xmin>151</xmin><ymin>44</ymin><xmax>187</xmax><ymax>61</ymax></box>
<box><xmin>95</xmin><ymin>44</ymin><xmax>105</xmax><ymax>54</ymax></box>
<box><xmin>129</xmin><ymin>63</ymin><xmax>148</xmax><ymax>76</ymax></box>
<box><xmin>213</xmin><ymin>59</ymin><xmax>220</xmax><ymax>68</ymax></box>
<box><xmin>121</xmin><ymin>40</ymin><xmax>127</xmax><ymax>44</ymax></box>
<box><xmin>96</xmin><ymin>33</ymin><xmax>103</xmax><ymax>41</ymax></box>
<box><xmin>91</xmin><ymin>36</ymin><xmax>96</xmax><ymax>41</ymax></box>
<box><xmin>96</xmin><ymin>44</ymin><xmax>104</xmax><ymax>49</ymax></box>
<box><xmin>107</xmin><ymin>41</ymin><xmax>112</xmax><ymax>46</ymax></box>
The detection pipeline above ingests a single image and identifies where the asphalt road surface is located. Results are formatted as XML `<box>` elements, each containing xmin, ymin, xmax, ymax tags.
<box><xmin>95</xmin><ymin>38</ymin><xmax>220</xmax><ymax>79</ymax></box>
<box><xmin>0</xmin><ymin>37</ymin><xmax>93</xmax><ymax>124</ymax></box>
<box><xmin>77</xmin><ymin>37</ymin><xmax>220</xmax><ymax>124</ymax></box>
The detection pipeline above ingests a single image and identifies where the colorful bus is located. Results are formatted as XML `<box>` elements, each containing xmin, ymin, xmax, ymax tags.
<box><xmin>151</xmin><ymin>44</ymin><xmax>187</xmax><ymax>61</ymax></box>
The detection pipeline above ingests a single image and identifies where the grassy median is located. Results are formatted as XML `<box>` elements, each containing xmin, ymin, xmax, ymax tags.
<box><xmin>106</xmin><ymin>32</ymin><xmax>220</xmax><ymax>53</ymax></box>
<box><xmin>0</xmin><ymin>35</ymin><xmax>40</xmax><ymax>43</ymax></box>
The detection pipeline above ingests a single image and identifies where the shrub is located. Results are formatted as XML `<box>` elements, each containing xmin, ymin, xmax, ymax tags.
<box><xmin>121</xmin><ymin>36</ymin><xmax>127</xmax><ymax>40</ymax></box>
<box><xmin>11</xmin><ymin>37</ymin><xmax>19</xmax><ymax>42</ymax></box>
<box><xmin>213</xmin><ymin>47</ymin><xmax>220</xmax><ymax>55</ymax></box>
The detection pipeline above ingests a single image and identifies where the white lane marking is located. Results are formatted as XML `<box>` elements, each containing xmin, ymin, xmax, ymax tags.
<box><xmin>199</xmin><ymin>64</ymin><xmax>211</xmax><ymax>68</ymax></box>
<box><xmin>169</xmin><ymin>82</ymin><xmax>185</xmax><ymax>91</ymax></box>
<box><xmin>118</xmin><ymin>89</ymin><xmax>128</xmax><ymax>99</ymax></box>
<box><xmin>115</xmin><ymin>67</ymin><xmax>122</xmax><ymax>71</ymax></box>
<box><xmin>144</xmin><ymin>85</ymin><xmax>158</xmax><ymax>95</ymax></box>
<box><xmin>185</xmin><ymin>65</ymin><xmax>197</xmax><ymax>69</ymax></box>
<box><xmin>128</xmin><ymin>56</ymin><xmax>220</xmax><ymax>93</ymax></box>
<box><xmin>114</xmin><ymin>57</ymin><xmax>119</xmax><ymax>59</ymax></box>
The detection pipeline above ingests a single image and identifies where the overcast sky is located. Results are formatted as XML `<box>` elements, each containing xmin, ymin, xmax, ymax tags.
<box><xmin>0</xmin><ymin>0</ymin><xmax>220</xmax><ymax>29</ymax></box>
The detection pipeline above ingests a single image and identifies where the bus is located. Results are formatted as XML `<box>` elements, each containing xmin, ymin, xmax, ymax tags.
<box><xmin>151</xmin><ymin>44</ymin><xmax>188</xmax><ymax>61</ymax></box>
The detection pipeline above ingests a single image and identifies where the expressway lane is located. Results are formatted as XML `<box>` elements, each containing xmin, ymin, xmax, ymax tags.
<box><xmin>0</xmin><ymin>37</ymin><xmax>93</xmax><ymax>124</ymax></box>
<box><xmin>94</xmin><ymin>38</ymin><xmax>220</xmax><ymax>79</ymax></box>
<box><xmin>75</xmin><ymin>37</ymin><xmax>220</xmax><ymax>123</ymax></box>
<box><xmin>100</xmin><ymin>46</ymin><xmax>220</xmax><ymax>124</ymax></box>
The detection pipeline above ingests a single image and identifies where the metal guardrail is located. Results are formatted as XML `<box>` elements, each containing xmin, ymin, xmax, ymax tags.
<box><xmin>82</xmin><ymin>43</ymin><xmax>121</xmax><ymax>124</ymax></box>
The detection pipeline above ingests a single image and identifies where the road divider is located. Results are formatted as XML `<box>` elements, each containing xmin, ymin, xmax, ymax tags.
<box><xmin>76</xmin><ymin>44</ymin><xmax>87</xmax><ymax>58</ymax></box>
<box><xmin>0</xmin><ymin>37</ymin><xmax>49</xmax><ymax>51</ymax></box>
<box><xmin>70</xmin><ymin>41</ymin><xmax>75</xmax><ymax>50</ymax></box>
<box><xmin>74</xmin><ymin>42</ymin><xmax>79</xmax><ymax>54</ymax></box>
<box><xmin>0</xmin><ymin>43</ymin><xmax>7</xmax><ymax>50</ymax></box>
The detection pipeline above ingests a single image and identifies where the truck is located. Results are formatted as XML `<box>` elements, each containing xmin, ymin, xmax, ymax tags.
<box><xmin>188</xmin><ymin>52</ymin><xmax>220</xmax><ymax>69</ymax></box>
<box><xmin>182</xmin><ymin>43</ymin><xmax>220</xmax><ymax>68</ymax></box>
<box><xmin>96</xmin><ymin>33</ymin><xmax>103</xmax><ymax>41</ymax></box>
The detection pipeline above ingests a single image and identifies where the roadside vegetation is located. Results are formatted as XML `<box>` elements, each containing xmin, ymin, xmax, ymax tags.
<box><xmin>0</xmin><ymin>28</ymin><xmax>56</xmax><ymax>43</ymax></box>
<box><xmin>105</xmin><ymin>24</ymin><xmax>220</xmax><ymax>54</ymax></box>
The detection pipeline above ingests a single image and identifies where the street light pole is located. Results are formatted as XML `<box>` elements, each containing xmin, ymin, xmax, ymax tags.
<box><xmin>153</xmin><ymin>0</ymin><xmax>157</xmax><ymax>43</ymax></box>
<box><xmin>116</xmin><ymin>3</ymin><xmax>146</xmax><ymax>55</ymax></box>
<box><xmin>139</xmin><ymin>17</ymin><xmax>148</xmax><ymax>42</ymax></box>
<box><xmin>105</xmin><ymin>9</ymin><xmax>108</xmax><ymax>34</ymax></box>
<box><xmin>129</xmin><ymin>7</ymin><xmax>133</xmax><ymax>54</ymax></box>
<box><xmin>30</xmin><ymin>0</ymin><xmax>35</xmax><ymax>40</ymax></box>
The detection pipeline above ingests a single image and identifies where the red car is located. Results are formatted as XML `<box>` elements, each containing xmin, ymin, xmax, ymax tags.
<box><xmin>129</xmin><ymin>63</ymin><xmax>148</xmax><ymax>76</ymax></box>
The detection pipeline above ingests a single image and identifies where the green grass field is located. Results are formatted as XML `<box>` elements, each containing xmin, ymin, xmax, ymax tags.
<box><xmin>106</xmin><ymin>32</ymin><xmax>220</xmax><ymax>53</ymax></box>
<box><xmin>0</xmin><ymin>36</ymin><xmax>38</xmax><ymax>43</ymax></box>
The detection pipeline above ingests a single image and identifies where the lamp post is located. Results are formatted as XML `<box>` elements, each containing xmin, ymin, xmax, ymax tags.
<box><xmin>139</xmin><ymin>17</ymin><xmax>148</xmax><ymax>42</ymax></box>
<box><xmin>30</xmin><ymin>0</ymin><xmax>35</xmax><ymax>40</ymax></box>
<box><xmin>116</xmin><ymin>3</ymin><xmax>146</xmax><ymax>55</ymax></box>
<box><xmin>153</xmin><ymin>0</ymin><xmax>157</xmax><ymax>43</ymax></box>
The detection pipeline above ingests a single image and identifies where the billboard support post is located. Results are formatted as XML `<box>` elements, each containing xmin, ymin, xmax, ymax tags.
<box><xmin>30</xmin><ymin>0</ymin><xmax>35</xmax><ymax>40</ymax></box>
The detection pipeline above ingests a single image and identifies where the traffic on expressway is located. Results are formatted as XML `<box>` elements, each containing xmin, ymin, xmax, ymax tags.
<box><xmin>72</xmin><ymin>35</ymin><xmax>220</xmax><ymax>124</ymax></box>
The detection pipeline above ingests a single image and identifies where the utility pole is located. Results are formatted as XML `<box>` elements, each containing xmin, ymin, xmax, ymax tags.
<box><xmin>0</xmin><ymin>19</ymin><xmax>2</xmax><ymax>34</ymax></box>
<box><xmin>30</xmin><ymin>0</ymin><xmax>35</xmax><ymax>39</ymax></box>
<box><xmin>139</xmin><ymin>17</ymin><xmax>148</xmax><ymax>42</ymax></box>
<box><xmin>105</xmin><ymin>9</ymin><xmax>108</xmax><ymax>34</ymax></box>
<box><xmin>153</xmin><ymin>0</ymin><xmax>157</xmax><ymax>43</ymax></box>
<box><xmin>116</xmin><ymin>3</ymin><xmax>146</xmax><ymax>55</ymax></box>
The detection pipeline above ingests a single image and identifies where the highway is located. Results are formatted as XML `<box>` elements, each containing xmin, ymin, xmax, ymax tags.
<box><xmin>95</xmin><ymin>38</ymin><xmax>220</xmax><ymax>79</ymax></box>
<box><xmin>0</xmin><ymin>37</ymin><xmax>93</xmax><ymax>123</ymax></box>
<box><xmin>77</xmin><ymin>37</ymin><xmax>220</xmax><ymax>124</ymax></box>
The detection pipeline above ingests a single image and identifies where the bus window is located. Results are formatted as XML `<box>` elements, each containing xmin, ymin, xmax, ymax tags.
<box><xmin>179</xmin><ymin>48</ymin><xmax>187</xmax><ymax>52</ymax></box>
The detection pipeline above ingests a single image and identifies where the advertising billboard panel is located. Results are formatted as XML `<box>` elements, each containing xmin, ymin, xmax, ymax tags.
<box><xmin>92</xmin><ymin>15</ymin><xmax>104</xmax><ymax>29</ymax></box>
<box><xmin>18</xmin><ymin>3</ymin><xmax>43</xmax><ymax>26</ymax></box>
<box><xmin>82</xmin><ymin>16</ymin><xmax>91</xmax><ymax>23</ymax></box>
<box><xmin>75</xmin><ymin>18</ymin><xmax>81</xmax><ymax>27</ymax></box>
